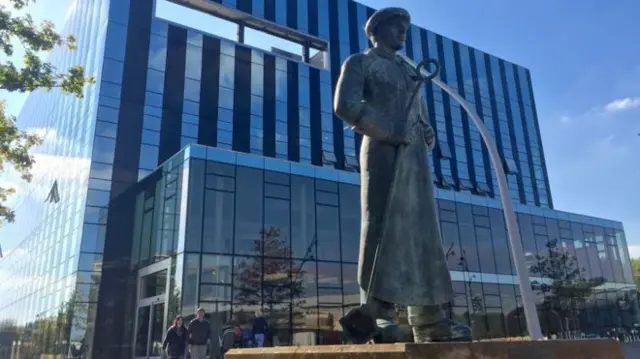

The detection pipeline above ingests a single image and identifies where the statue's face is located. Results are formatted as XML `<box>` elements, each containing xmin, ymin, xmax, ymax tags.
<box><xmin>375</xmin><ymin>16</ymin><xmax>409</xmax><ymax>51</ymax></box>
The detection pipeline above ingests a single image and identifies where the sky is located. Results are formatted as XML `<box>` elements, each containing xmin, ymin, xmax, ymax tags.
<box><xmin>2</xmin><ymin>0</ymin><xmax>639</xmax><ymax>256</ymax></box>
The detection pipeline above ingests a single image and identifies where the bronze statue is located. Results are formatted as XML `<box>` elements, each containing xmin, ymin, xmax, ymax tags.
<box><xmin>333</xmin><ymin>7</ymin><xmax>472</xmax><ymax>344</ymax></box>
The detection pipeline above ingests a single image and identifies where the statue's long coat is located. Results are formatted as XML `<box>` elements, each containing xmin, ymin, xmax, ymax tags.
<box><xmin>334</xmin><ymin>47</ymin><xmax>453</xmax><ymax>307</ymax></box>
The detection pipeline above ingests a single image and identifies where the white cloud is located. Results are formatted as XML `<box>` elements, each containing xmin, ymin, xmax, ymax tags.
<box><xmin>604</xmin><ymin>97</ymin><xmax>640</xmax><ymax>113</ymax></box>
<box><xmin>559</xmin><ymin>96</ymin><xmax>640</xmax><ymax>124</ymax></box>
<box><xmin>0</xmin><ymin>127</ymin><xmax>89</xmax><ymax>206</ymax></box>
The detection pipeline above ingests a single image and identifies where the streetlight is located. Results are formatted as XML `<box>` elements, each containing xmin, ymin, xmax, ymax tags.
<box><xmin>399</xmin><ymin>55</ymin><xmax>544</xmax><ymax>340</ymax></box>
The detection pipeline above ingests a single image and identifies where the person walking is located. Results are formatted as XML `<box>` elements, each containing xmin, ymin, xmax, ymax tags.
<box><xmin>162</xmin><ymin>316</ymin><xmax>188</xmax><ymax>359</ymax></box>
<box><xmin>251</xmin><ymin>312</ymin><xmax>268</xmax><ymax>348</ymax></box>
<box><xmin>188</xmin><ymin>308</ymin><xmax>211</xmax><ymax>359</ymax></box>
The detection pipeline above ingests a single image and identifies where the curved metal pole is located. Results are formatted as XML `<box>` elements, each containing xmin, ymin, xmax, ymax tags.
<box><xmin>399</xmin><ymin>55</ymin><xmax>544</xmax><ymax>340</ymax></box>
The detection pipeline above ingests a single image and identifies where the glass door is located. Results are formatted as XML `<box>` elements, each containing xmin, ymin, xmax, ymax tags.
<box><xmin>134</xmin><ymin>258</ymin><xmax>171</xmax><ymax>359</ymax></box>
<box><xmin>149</xmin><ymin>302</ymin><xmax>166</xmax><ymax>358</ymax></box>
<box><xmin>134</xmin><ymin>302</ymin><xmax>166</xmax><ymax>359</ymax></box>
<box><xmin>134</xmin><ymin>306</ymin><xmax>151</xmax><ymax>358</ymax></box>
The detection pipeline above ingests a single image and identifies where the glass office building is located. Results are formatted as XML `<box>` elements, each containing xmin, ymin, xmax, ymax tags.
<box><xmin>0</xmin><ymin>0</ymin><xmax>636</xmax><ymax>358</ymax></box>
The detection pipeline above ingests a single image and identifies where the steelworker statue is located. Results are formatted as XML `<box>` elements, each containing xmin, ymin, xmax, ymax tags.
<box><xmin>333</xmin><ymin>7</ymin><xmax>473</xmax><ymax>344</ymax></box>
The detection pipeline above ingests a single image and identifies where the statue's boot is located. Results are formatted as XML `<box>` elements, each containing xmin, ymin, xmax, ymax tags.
<box><xmin>340</xmin><ymin>296</ymin><xmax>404</xmax><ymax>344</ymax></box>
<box><xmin>372</xmin><ymin>302</ymin><xmax>403</xmax><ymax>343</ymax></box>
<box><xmin>408</xmin><ymin>305</ymin><xmax>473</xmax><ymax>344</ymax></box>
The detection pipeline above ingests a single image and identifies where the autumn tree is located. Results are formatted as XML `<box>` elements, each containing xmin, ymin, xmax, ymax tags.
<box><xmin>530</xmin><ymin>238</ymin><xmax>605</xmax><ymax>333</ymax></box>
<box><xmin>1</xmin><ymin>0</ymin><xmax>95</xmax><ymax>227</ymax></box>
<box><xmin>233</xmin><ymin>226</ymin><xmax>307</xmax><ymax>328</ymax></box>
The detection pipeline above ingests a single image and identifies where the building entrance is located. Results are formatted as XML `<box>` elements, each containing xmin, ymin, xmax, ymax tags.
<box><xmin>133</xmin><ymin>259</ymin><xmax>171</xmax><ymax>359</ymax></box>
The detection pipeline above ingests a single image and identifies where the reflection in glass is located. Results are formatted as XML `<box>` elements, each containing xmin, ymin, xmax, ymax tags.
<box><xmin>264</xmin><ymin>199</ymin><xmax>291</xmax><ymax>255</ymax></box>
<box><xmin>170</xmin><ymin>255</ymin><xmax>184</xmax><ymax>321</ymax></box>
<box><xmin>457</xmin><ymin>204</ymin><xmax>481</xmax><ymax>272</ymax></box>
<box><xmin>134</xmin><ymin>306</ymin><xmax>150</xmax><ymax>357</ymax></box>
<box><xmin>441</xmin><ymin>221</ymin><xmax>461</xmax><ymax>271</ymax></box>
<box><xmin>201</xmin><ymin>255</ymin><xmax>233</xmax><ymax>284</ymax></box>
<box><xmin>200</xmin><ymin>284</ymin><xmax>232</xmax><ymax>302</ymax></box>
<box><xmin>317</xmin><ymin>262</ymin><xmax>341</xmax><ymax>292</ymax></box>
<box><xmin>202</xmin><ymin>190</ymin><xmax>235</xmax><ymax>254</ymax></box>
<box><xmin>232</xmin><ymin>256</ymin><xmax>262</xmax><ymax>319</ymax></box>
<box><xmin>182</xmin><ymin>254</ymin><xmax>200</xmax><ymax>312</ymax></box>
<box><xmin>342</xmin><ymin>263</ymin><xmax>359</xmax><ymax>314</ymax></box>
<box><xmin>317</xmin><ymin>261</ymin><xmax>342</xmax><ymax>344</ymax></box>
<box><xmin>291</xmin><ymin>176</ymin><xmax>315</xmax><ymax>259</ymax></box>
<box><xmin>292</xmin><ymin>259</ymin><xmax>318</xmax><ymax>338</ymax></box>
<box><xmin>261</xmin><ymin>231</ymin><xmax>295</xmax><ymax>338</ymax></box>
<box><xmin>337</xmin><ymin>184</ymin><xmax>358</xmax><ymax>262</ymax></box>
<box><xmin>230</xmin><ymin>259</ymin><xmax>258</xmax><ymax>329</ymax></box>
<box><xmin>150</xmin><ymin>303</ymin><xmax>165</xmax><ymax>356</ymax></box>
<box><xmin>316</xmin><ymin>205</ymin><xmax>340</xmax><ymax>261</ymax></box>
<box><xmin>608</xmin><ymin>244</ymin><xmax>624</xmax><ymax>283</ymax></box>
<box><xmin>28</xmin><ymin>148</ymin><xmax>633</xmax><ymax>357</ymax></box>
<box><xmin>185</xmin><ymin>160</ymin><xmax>205</xmax><ymax>252</ymax></box>
<box><xmin>148</xmin><ymin>34</ymin><xmax>168</xmax><ymax>71</ymax></box>
<box><xmin>234</xmin><ymin>168</ymin><xmax>264</xmax><ymax>256</ymax></box>
<box><xmin>475</xmin><ymin>226</ymin><xmax>496</xmax><ymax>273</ymax></box>
<box><xmin>485</xmin><ymin>306</ymin><xmax>505</xmax><ymax>338</ymax></box>
<box><xmin>140</xmin><ymin>269</ymin><xmax>167</xmax><ymax>298</ymax></box>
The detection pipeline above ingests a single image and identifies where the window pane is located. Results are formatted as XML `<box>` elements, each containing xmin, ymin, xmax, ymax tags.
<box><xmin>475</xmin><ymin>226</ymin><xmax>496</xmax><ymax>273</ymax></box>
<box><xmin>292</xmin><ymin>259</ymin><xmax>318</xmax><ymax>333</ymax></box>
<box><xmin>317</xmin><ymin>262</ymin><xmax>341</xmax><ymax>289</ymax></box>
<box><xmin>201</xmin><ymin>254</ymin><xmax>233</xmax><ymax>284</ymax></box>
<box><xmin>202</xmin><ymin>190</ymin><xmax>235</xmax><ymax>254</ymax></box>
<box><xmin>92</xmin><ymin>136</ymin><xmax>116</xmax><ymax>164</ymax></box>
<box><xmin>316</xmin><ymin>205</ymin><xmax>340</xmax><ymax>261</ymax></box>
<box><xmin>291</xmin><ymin>176</ymin><xmax>315</xmax><ymax>259</ymax></box>
<box><xmin>489</xmin><ymin>208</ymin><xmax>513</xmax><ymax>275</ymax></box>
<box><xmin>264</xmin><ymin>197</ymin><xmax>291</xmax><ymax>257</ymax></box>
<box><xmin>200</xmin><ymin>284</ymin><xmax>232</xmax><ymax>301</ymax></box>
<box><xmin>185</xmin><ymin>159</ymin><xmax>205</xmax><ymax>252</ymax></box>
<box><xmin>339</xmin><ymin>183</ymin><xmax>360</xmax><ymax>263</ymax></box>
<box><xmin>182</xmin><ymin>254</ymin><xmax>200</xmax><ymax>310</ymax></box>
<box><xmin>232</xmin><ymin>255</ymin><xmax>262</xmax><ymax>322</ymax></box>
<box><xmin>235</xmin><ymin>167</ymin><xmax>263</xmax><ymax>255</ymax></box>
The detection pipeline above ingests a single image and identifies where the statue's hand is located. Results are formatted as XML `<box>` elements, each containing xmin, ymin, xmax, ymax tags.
<box><xmin>423</xmin><ymin>122</ymin><xmax>436</xmax><ymax>151</ymax></box>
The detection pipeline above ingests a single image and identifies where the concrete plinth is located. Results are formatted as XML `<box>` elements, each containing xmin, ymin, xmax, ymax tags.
<box><xmin>225</xmin><ymin>340</ymin><xmax>624</xmax><ymax>359</ymax></box>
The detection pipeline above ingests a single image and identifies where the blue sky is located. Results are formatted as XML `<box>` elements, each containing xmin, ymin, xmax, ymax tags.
<box><xmin>2</xmin><ymin>0</ymin><xmax>639</xmax><ymax>256</ymax></box>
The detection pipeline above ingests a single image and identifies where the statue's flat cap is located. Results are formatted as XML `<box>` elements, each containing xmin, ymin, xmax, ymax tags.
<box><xmin>364</xmin><ymin>7</ymin><xmax>411</xmax><ymax>38</ymax></box>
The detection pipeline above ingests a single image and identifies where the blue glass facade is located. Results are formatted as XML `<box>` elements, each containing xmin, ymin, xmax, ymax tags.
<box><xmin>0</xmin><ymin>0</ymin><xmax>112</xmax><ymax>358</ymax></box>
<box><xmin>125</xmin><ymin>146</ymin><xmax>638</xmax><ymax>351</ymax></box>
<box><xmin>0</xmin><ymin>0</ymin><xmax>636</xmax><ymax>358</ymax></box>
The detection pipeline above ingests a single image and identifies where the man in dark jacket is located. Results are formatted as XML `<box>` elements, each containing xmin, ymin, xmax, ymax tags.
<box><xmin>188</xmin><ymin>308</ymin><xmax>211</xmax><ymax>359</ymax></box>
<box><xmin>252</xmin><ymin>313</ymin><xmax>268</xmax><ymax>347</ymax></box>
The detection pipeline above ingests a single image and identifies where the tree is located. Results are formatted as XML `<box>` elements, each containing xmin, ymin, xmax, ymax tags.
<box><xmin>1</xmin><ymin>0</ymin><xmax>95</xmax><ymax>227</ymax></box>
<box><xmin>530</xmin><ymin>238</ymin><xmax>605</xmax><ymax>334</ymax></box>
<box><xmin>631</xmin><ymin>258</ymin><xmax>640</xmax><ymax>289</ymax></box>
<box><xmin>233</xmin><ymin>226</ymin><xmax>307</xmax><ymax>328</ymax></box>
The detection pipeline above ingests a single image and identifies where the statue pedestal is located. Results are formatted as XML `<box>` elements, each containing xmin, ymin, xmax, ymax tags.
<box><xmin>224</xmin><ymin>340</ymin><xmax>624</xmax><ymax>359</ymax></box>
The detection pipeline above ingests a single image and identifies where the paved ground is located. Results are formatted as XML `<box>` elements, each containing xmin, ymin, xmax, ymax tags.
<box><xmin>624</xmin><ymin>342</ymin><xmax>640</xmax><ymax>358</ymax></box>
